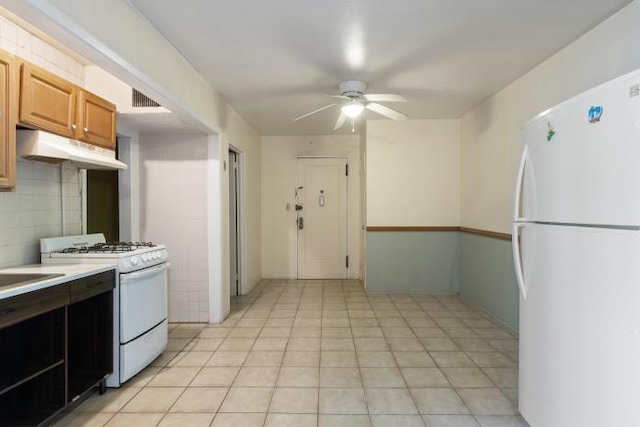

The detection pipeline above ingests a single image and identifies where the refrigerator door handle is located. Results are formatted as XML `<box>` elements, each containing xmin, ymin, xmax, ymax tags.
<box><xmin>513</xmin><ymin>145</ymin><xmax>528</xmax><ymax>221</ymax></box>
<box><xmin>512</xmin><ymin>223</ymin><xmax>527</xmax><ymax>299</ymax></box>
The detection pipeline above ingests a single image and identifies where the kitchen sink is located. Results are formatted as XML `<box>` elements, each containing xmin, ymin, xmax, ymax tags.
<box><xmin>0</xmin><ymin>273</ymin><xmax>65</xmax><ymax>290</ymax></box>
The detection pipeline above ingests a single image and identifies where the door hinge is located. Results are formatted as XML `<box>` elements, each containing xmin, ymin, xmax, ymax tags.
<box><xmin>345</xmin><ymin>164</ymin><xmax>349</xmax><ymax>176</ymax></box>
<box><xmin>346</xmin><ymin>255</ymin><xmax>349</xmax><ymax>268</ymax></box>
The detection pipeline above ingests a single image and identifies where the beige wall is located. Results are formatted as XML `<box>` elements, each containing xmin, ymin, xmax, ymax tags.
<box><xmin>24</xmin><ymin>0</ymin><xmax>223</xmax><ymax>131</ymax></box>
<box><xmin>261</xmin><ymin>135</ymin><xmax>360</xmax><ymax>279</ymax></box>
<box><xmin>366</xmin><ymin>120</ymin><xmax>461</xmax><ymax>226</ymax></box>
<box><xmin>222</xmin><ymin>109</ymin><xmax>262</xmax><ymax>293</ymax></box>
<box><xmin>461</xmin><ymin>0</ymin><xmax>640</xmax><ymax>234</ymax></box>
<box><xmin>359</xmin><ymin>125</ymin><xmax>368</xmax><ymax>282</ymax></box>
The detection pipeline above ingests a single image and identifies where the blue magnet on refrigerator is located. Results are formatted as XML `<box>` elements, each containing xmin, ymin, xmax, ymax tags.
<box><xmin>588</xmin><ymin>105</ymin><xmax>603</xmax><ymax>123</ymax></box>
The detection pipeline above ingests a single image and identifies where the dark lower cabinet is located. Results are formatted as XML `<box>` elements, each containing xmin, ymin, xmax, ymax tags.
<box><xmin>0</xmin><ymin>270</ymin><xmax>114</xmax><ymax>426</ymax></box>
<box><xmin>0</xmin><ymin>308</ymin><xmax>65</xmax><ymax>393</ymax></box>
<box><xmin>68</xmin><ymin>290</ymin><xmax>113</xmax><ymax>401</ymax></box>
<box><xmin>0</xmin><ymin>364</ymin><xmax>65</xmax><ymax>426</ymax></box>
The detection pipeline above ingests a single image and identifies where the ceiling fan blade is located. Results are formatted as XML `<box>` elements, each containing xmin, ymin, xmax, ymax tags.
<box><xmin>323</xmin><ymin>93</ymin><xmax>350</xmax><ymax>100</ymax></box>
<box><xmin>366</xmin><ymin>102</ymin><xmax>408</xmax><ymax>121</ymax></box>
<box><xmin>293</xmin><ymin>103</ymin><xmax>337</xmax><ymax>121</ymax></box>
<box><xmin>334</xmin><ymin>112</ymin><xmax>347</xmax><ymax>130</ymax></box>
<box><xmin>364</xmin><ymin>94</ymin><xmax>407</xmax><ymax>102</ymax></box>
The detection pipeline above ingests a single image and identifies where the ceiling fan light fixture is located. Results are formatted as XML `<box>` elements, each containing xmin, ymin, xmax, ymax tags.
<box><xmin>294</xmin><ymin>80</ymin><xmax>406</xmax><ymax>128</ymax></box>
<box><xmin>341</xmin><ymin>101</ymin><xmax>364</xmax><ymax>118</ymax></box>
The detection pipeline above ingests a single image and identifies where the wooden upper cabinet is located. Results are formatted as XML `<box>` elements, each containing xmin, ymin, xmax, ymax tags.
<box><xmin>78</xmin><ymin>90</ymin><xmax>116</xmax><ymax>150</ymax></box>
<box><xmin>19</xmin><ymin>62</ymin><xmax>117</xmax><ymax>151</ymax></box>
<box><xmin>19</xmin><ymin>62</ymin><xmax>77</xmax><ymax>138</ymax></box>
<box><xmin>0</xmin><ymin>50</ymin><xmax>17</xmax><ymax>191</ymax></box>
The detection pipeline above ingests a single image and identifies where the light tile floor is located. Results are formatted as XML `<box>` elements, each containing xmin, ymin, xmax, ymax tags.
<box><xmin>55</xmin><ymin>279</ymin><xmax>530</xmax><ymax>427</ymax></box>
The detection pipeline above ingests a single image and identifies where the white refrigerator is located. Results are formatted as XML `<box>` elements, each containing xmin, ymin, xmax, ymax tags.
<box><xmin>513</xmin><ymin>69</ymin><xmax>640</xmax><ymax>427</ymax></box>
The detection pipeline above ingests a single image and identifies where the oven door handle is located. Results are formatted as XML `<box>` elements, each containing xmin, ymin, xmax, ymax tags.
<box><xmin>120</xmin><ymin>263</ymin><xmax>169</xmax><ymax>283</ymax></box>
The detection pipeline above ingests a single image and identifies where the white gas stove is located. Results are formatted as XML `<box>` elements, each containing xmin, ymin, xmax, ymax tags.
<box><xmin>41</xmin><ymin>236</ymin><xmax>168</xmax><ymax>271</ymax></box>
<box><xmin>41</xmin><ymin>234</ymin><xmax>169</xmax><ymax>387</ymax></box>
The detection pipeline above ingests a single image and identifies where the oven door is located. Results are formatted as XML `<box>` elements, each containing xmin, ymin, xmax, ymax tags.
<box><xmin>119</xmin><ymin>263</ymin><xmax>168</xmax><ymax>344</ymax></box>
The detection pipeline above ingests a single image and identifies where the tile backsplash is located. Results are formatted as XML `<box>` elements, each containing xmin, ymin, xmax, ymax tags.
<box><xmin>0</xmin><ymin>16</ymin><xmax>86</xmax><ymax>268</ymax></box>
<box><xmin>0</xmin><ymin>160</ymin><xmax>82</xmax><ymax>268</ymax></box>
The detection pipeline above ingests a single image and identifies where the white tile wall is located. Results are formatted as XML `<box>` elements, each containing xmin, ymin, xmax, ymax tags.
<box><xmin>0</xmin><ymin>160</ymin><xmax>82</xmax><ymax>268</ymax></box>
<box><xmin>0</xmin><ymin>15</ymin><xmax>85</xmax><ymax>85</ymax></box>
<box><xmin>0</xmin><ymin>17</ymin><xmax>86</xmax><ymax>268</ymax></box>
<box><xmin>138</xmin><ymin>133</ymin><xmax>209</xmax><ymax>323</ymax></box>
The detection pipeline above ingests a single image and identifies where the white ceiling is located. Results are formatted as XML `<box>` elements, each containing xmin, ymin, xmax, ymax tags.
<box><xmin>130</xmin><ymin>0</ymin><xmax>631</xmax><ymax>136</ymax></box>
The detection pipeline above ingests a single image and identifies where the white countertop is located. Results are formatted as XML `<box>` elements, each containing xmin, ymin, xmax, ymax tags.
<box><xmin>0</xmin><ymin>263</ymin><xmax>116</xmax><ymax>300</ymax></box>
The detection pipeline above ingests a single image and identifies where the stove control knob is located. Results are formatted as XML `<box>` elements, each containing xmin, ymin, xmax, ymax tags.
<box><xmin>156</xmin><ymin>251</ymin><xmax>163</xmax><ymax>260</ymax></box>
<box><xmin>142</xmin><ymin>254</ymin><xmax>148</xmax><ymax>262</ymax></box>
<box><xmin>130</xmin><ymin>256</ymin><xmax>139</xmax><ymax>266</ymax></box>
<box><xmin>152</xmin><ymin>252</ymin><xmax>158</xmax><ymax>260</ymax></box>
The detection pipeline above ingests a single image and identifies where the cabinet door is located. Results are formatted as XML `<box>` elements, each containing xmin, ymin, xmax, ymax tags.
<box><xmin>19</xmin><ymin>62</ymin><xmax>76</xmax><ymax>138</ymax></box>
<box><xmin>0</xmin><ymin>51</ymin><xmax>16</xmax><ymax>190</ymax></box>
<box><xmin>77</xmin><ymin>90</ymin><xmax>116</xmax><ymax>150</ymax></box>
<box><xmin>68</xmin><ymin>291</ymin><xmax>113</xmax><ymax>400</ymax></box>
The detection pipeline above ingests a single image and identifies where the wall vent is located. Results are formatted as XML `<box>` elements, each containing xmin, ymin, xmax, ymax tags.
<box><xmin>132</xmin><ymin>88</ymin><xmax>161</xmax><ymax>107</ymax></box>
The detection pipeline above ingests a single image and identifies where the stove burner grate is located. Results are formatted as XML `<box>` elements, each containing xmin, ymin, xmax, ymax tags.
<box><xmin>60</xmin><ymin>241</ymin><xmax>156</xmax><ymax>254</ymax></box>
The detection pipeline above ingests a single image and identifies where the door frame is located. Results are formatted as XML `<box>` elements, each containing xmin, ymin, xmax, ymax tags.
<box><xmin>229</xmin><ymin>144</ymin><xmax>246</xmax><ymax>295</ymax></box>
<box><xmin>295</xmin><ymin>156</ymin><xmax>349</xmax><ymax>279</ymax></box>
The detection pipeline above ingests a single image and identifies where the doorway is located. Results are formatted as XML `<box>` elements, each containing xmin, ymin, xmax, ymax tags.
<box><xmin>228</xmin><ymin>147</ymin><xmax>244</xmax><ymax>296</ymax></box>
<box><xmin>87</xmin><ymin>141</ymin><xmax>120</xmax><ymax>242</ymax></box>
<box><xmin>296</xmin><ymin>157</ymin><xmax>348</xmax><ymax>279</ymax></box>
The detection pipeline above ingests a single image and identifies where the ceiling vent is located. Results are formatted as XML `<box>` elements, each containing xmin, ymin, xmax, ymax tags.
<box><xmin>132</xmin><ymin>88</ymin><xmax>161</xmax><ymax>108</ymax></box>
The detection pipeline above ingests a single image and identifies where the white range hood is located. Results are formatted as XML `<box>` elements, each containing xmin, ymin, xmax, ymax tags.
<box><xmin>17</xmin><ymin>130</ymin><xmax>127</xmax><ymax>170</ymax></box>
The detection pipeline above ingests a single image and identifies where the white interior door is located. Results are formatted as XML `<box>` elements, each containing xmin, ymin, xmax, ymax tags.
<box><xmin>296</xmin><ymin>157</ymin><xmax>348</xmax><ymax>279</ymax></box>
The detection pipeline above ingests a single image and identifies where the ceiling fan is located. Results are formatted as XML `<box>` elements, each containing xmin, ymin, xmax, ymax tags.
<box><xmin>294</xmin><ymin>81</ymin><xmax>408</xmax><ymax>131</ymax></box>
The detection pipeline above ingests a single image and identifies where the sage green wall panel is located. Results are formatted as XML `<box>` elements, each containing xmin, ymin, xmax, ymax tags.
<box><xmin>365</xmin><ymin>230</ymin><xmax>519</xmax><ymax>330</ymax></box>
<box><xmin>459</xmin><ymin>233</ymin><xmax>519</xmax><ymax>330</ymax></box>
<box><xmin>366</xmin><ymin>232</ymin><xmax>460</xmax><ymax>293</ymax></box>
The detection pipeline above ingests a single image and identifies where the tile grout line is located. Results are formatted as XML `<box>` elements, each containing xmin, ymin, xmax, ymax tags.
<box><xmin>356</xmin><ymin>287</ymin><xmax>376</xmax><ymax>426</ymax></box>
<box><xmin>76</xmin><ymin>279</ymin><xmax>525</xmax><ymax>426</ymax></box>
<box><xmin>388</xmin><ymin>294</ymin><xmax>429</xmax><ymax>423</ymax></box>
<box><xmin>221</xmin><ymin>280</ymin><xmax>274</xmax><ymax>427</ymax></box>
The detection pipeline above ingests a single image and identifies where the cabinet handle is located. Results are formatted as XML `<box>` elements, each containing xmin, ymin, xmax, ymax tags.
<box><xmin>83</xmin><ymin>127</ymin><xmax>89</xmax><ymax>133</ymax></box>
<box><xmin>71</xmin><ymin>124</ymin><xmax>77</xmax><ymax>130</ymax></box>
<box><xmin>0</xmin><ymin>307</ymin><xmax>16</xmax><ymax>317</ymax></box>
<box><xmin>86</xmin><ymin>282</ymin><xmax>101</xmax><ymax>289</ymax></box>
